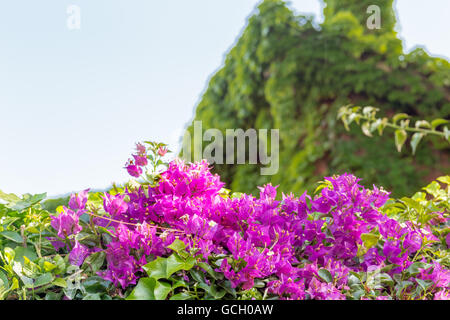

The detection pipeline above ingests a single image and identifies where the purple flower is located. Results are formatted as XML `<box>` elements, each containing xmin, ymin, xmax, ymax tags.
<box><xmin>103</xmin><ymin>193</ymin><xmax>128</xmax><ymax>217</ymax></box>
<box><xmin>125</xmin><ymin>164</ymin><xmax>142</xmax><ymax>177</ymax></box>
<box><xmin>68</xmin><ymin>189</ymin><xmax>90</xmax><ymax>211</ymax></box>
<box><xmin>133</xmin><ymin>154</ymin><xmax>148</xmax><ymax>166</ymax></box>
<box><xmin>50</xmin><ymin>208</ymin><xmax>82</xmax><ymax>238</ymax></box>
<box><xmin>434</xmin><ymin>290</ymin><xmax>450</xmax><ymax>300</ymax></box>
<box><xmin>69</xmin><ymin>241</ymin><xmax>91</xmax><ymax>266</ymax></box>
<box><xmin>135</xmin><ymin>143</ymin><xmax>146</xmax><ymax>155</ymax></box>
<box><xmin>383</xmin><ymin>241</ymin><xmax>404</xmax><ymax>265</ymax></box>
<box><xmin>403</xmin><ymin>231</ymin><xmax>422</xmax><ymax>254</ymax></box>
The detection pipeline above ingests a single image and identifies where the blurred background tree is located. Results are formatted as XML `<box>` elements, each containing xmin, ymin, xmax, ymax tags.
<box><xmin>182</xmin><ymin>0</ymin><xmax>450</xmax><ymax>197</ymax></box>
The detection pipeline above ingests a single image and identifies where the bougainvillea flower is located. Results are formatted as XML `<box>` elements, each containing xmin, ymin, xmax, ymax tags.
<box><xmin>125</xmin><ymin>163</ymin><xmax>142</xmax><ymax>177</ymax></box>
<box><xmin>68</xmin><ymin>188</ymin><xmax>90</xmax><ymax>211</ymax></box>
<box><xmin>49</xmin><ymin>153</ymin><xmax>450</xmax><ymax>300</ymax></box>
<box><xmin>157</xmin><ymin>146</ymin><xmax>168</xmax><ymax>156</ymax></box>
<box><xmin>103</xmin><ymin>193</ymin><xmax>128</xmax><ymax>217</ymax></box>
<box><xmin>50</xmin><ymin>208</ymin><xmax>82</xmax><ymax>238</ymax></box>
<box><xmin>132</xmin><ymin>154</ymin><xmax>148</xmax><ymax>166</ymax></box>
<box><xmin>69</xmin><ymin>241</ymin><xmax>91</xmax><ymax>266</ymax></box>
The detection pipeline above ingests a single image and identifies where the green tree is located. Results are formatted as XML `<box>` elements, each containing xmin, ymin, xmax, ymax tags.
<box><xmin>182</xmin><ymin>0</ymin><xmax>450</xmax><ymax>197</ymax></box>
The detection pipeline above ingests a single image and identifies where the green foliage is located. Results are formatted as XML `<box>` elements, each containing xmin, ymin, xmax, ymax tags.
<box><xmin>338</xmin><ymin>105</ymin><xmax>449</xmax><ymax>154</ymax></box>
<box><xmin>127</xmin><ymin>240</ymin><xmax>236</xmax><ymax>300</ymax></box>
<box><xmin>183</xmin><ymin>0</ymin><xmax>450</xmax><ymax>197</ymax></box>
<box><xmin>0</xmin><ymin>189</ymin><xmax>118</xmax><ymax>300</ymax></box>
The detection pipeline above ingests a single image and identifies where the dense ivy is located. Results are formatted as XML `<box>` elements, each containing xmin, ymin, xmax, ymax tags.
<box><xmin>183</xmin><ymin>0</ymin><xmax>450</xmax><ymax>197</ymax></box>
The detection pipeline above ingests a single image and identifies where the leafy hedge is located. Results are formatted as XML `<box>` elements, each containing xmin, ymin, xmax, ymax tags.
<box><xmin>0</xmin><ymin>142</ymin><xmax>448</xmax><ymax>300</ymax></box>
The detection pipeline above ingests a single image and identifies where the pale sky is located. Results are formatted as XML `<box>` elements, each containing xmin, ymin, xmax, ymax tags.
<box><xmin>0</xmin><ymin>0</ymin><xmax>449</xmax><ymax>197</ymax></box>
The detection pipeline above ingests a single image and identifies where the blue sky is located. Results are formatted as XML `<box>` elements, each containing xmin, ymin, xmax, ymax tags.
<box><xmin>0</xmin><ymin>0</ymin><xmax>449</xmax><ymax>197</ymax></box>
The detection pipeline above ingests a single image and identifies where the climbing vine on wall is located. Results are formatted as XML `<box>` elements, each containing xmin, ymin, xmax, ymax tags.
<box><xmin>183</xmin><ymin>0</ymin><xmax>450</xmax><ymax>197</ymax></box>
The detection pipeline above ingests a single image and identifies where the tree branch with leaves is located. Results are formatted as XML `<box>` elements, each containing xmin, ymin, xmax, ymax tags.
<box><xmin>338</xmin><ymin>105</ymin><xmax>450</xmax><ymax>154</ymax></box>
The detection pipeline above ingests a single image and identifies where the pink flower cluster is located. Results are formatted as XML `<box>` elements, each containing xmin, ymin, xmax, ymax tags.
<box><xmin>51</xmin><ymin>156</ymin><xmax>450</xmax><ymax>300</ymax></box>
<box><xmin>125</xmin><ymin>143</ymin><xmax>148</xmax><ymax>177</ymax></box>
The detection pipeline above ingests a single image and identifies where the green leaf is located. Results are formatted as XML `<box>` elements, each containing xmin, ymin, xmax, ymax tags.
<box><xmin>361</xmin><ymin>233</ymin><xmax>380</xmax><ymax>249</ymax></box>
<box><xmin>14</xmin><ymin>247</ymin><xmax>38</xmax><ymax>264</ymax></box>
<box><xmin>198</xmin><ymin>282</ymin><xmax>226</xmax><ymax>299</ymax></box>
<box><xmin>10</xmin><ymin>193</ymin><xmax>47</xmax><ymax>211</ymax></box>
<box><xmin>361</xmin><ymin>122</ymin><xmax>372</xmax><ymax>137</ymax></box>
<box><xmin>415</xmin><ymin>278</ymin><xmax>432</xmax><ymax>291</ymax></box>
<box><xmin>423</xmin><ymin>181</ymin><xmax>441</xmax><ymax>197</ymax></box>
<box><xmin>431</xmin><ymin>118</ymin><xmax>449</xmax><ymax>130</ymax></box>
<box><xmin>143</xmin><ymin>257</ymin><xmax>168</xmax><ymax>280</ymax></box>
<box><xmin>170</xmin><ymin>292</ymin><xmax>193</xmax><ymax>300</ymax></box>
<box><xmin>0</xmin><ymin>231</ymin><xmax>23</xmax><ymax>243</ymax></box>
<box><xmin>406</xmin><ymin>262</ymin><xmax>433</xmax><ymax>276</ymax></box>
<box><xmin>153</xmin><ymin>280</ymin><xmax>172</xmax><ymax>300</ymax></box>
<box><xmin>410</xmin><ymin>132</ymin><xmax>424</xmax><ymax>155</ymax></box>
<box><xmin>392</xmin><ymin>113</ymin><xmax>409</xmax><ymax>125</ymax></box>
<box><xmin>34</xmin><ymin>273</ymin><xmax>53</xmax><ymax>287</ymax></box>
<box><xmin>171</xmin><ymin>280</ymin><xmax>188</xmax><ymax>290</ymax></box>
<box><xmin>166</xmin><ymin>254</ymin><xmax>195</xmax><ymax>277</ymax></box>
<box><xmin>82</xmin><ymin>293</ymin><xmax>102</xmax><ymax>300</ymax></box>
<box><xmin>394</xmin><ymin>129</ymin><xmax>407</xmax><ymax>152</ymax></box>
<box><xmin>0</xmin><ymin>271</ymin><xmax>9</xmax><ymax>289</ymax></box>
<box><xmin>167</xmin><ymin>239</ymin><xmax>188</xmax><ymax>258</ymax></box>
<box><xmin>231</xmin><ymin>192</ymin><xmax>244</xmax><ymax>199</ymax></box>
<box><xmin>0</xmin><ymin>190</ymin><xmax>20</xmax><ymax>203</ymax></box>
<box><xmin>127</xmin><ymin>277</ymin><xmax>156</xmax><ymax>300</ymax></box>
<box><xmin>52</xmin><ymin>277</ymin><xmax>67</xmax><ymax>288</ymax></box>
<box><xmin>126</xmin><ymin>277</ymin><xmax>173</xmax><ymax>300</ymax></box>
<box><xmin>436</xmin><ymin>176</ymin><xmax>450</xmax><ymax>185</ymax></box>
<box><xmin>414</xmin><ymin>120</ymin><xmax>431</xmax><ymax>129</ymax></box>
<box><xmin>45</xmin><ymin>291</ymin><xmax>63</xmax><ymax>300</ymax></box>
<box><xmin>82</xmin><ymin>252</ymin><xmax>106</xmax><ymax>273</ymax></box>
<box><xmin>82</xmin><ymin>276</ymin><xmax>111</xmax><ymax>293</ymax></box>
<box><xmin>43</xmin><ymin>261</ymin><xmax>56</xmax><ymax>272</ymax></box>
<box><xmin>197</xmin><ymin>262</ymin><xmax>222</xmax><ymax>280</ymax></box>
<box><xmin>317</xmin><ymin>269</ymin><xmax>333</xmax><ymax>283</ymax></box>
<box><xmin>143</xmin><ymin>254</ymin><xmax>195</xmax><ymax>280</ymax></box>
<box><xmin>377</xmin><ymin>273</ymin><xmax>394</xmax><ymax>287</ymax></box>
